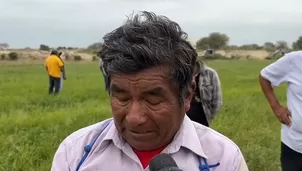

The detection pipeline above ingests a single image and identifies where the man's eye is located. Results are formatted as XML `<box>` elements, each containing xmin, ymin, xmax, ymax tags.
<box><xmin>145</xmin><ymin>97</ymin><xmax>162</xmax><ymax>105</ymax></box>
<box><xmin>112</xmin><ymin>94</ymin><xmax>130</xmax><ymax>104</ymax></box>
<box><xmin>148</xmin><ymin>101</ymin><xmax>161</xmax><ymax>105</ymax></box>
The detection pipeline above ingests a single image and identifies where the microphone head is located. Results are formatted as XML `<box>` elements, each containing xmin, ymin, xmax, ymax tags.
<box><xmin>149</xmin><ymin>153</ymin><xmax>181</xmax><ymax>171</ymax></box>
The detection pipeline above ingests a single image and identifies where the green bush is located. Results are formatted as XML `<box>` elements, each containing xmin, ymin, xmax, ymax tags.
<box><xmin>8</xmin><ymin>52</ymin><xmax>19</xmax><ymax>60</ymax></box>
<box><xmin>265</xmin><ymin>54</ymin><xmax>282</xmax><ymax>60</ymax></box>
<box><xmin>0</xmin><ymin>54</ymin><xmax>6</xmax><ymax>60</ymax></box>
<box><xmin>73</xmin><ymin>55</ymin><xmax>82</xmax><ymax>61</ymax></box>
<box><xmin>202</xmin><ymin>54</ymin><xmax>229</xmax><ymax>60</ymax></box>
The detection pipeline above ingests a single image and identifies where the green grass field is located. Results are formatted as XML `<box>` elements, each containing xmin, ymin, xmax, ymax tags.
<box><xmin>0</xmin><ymin>60</ymin><xmax>287</xmax><ymax>171</ymax></box>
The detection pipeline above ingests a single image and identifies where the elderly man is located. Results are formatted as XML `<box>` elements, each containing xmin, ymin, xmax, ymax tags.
<box><xmin>50</xmin><ymin>11</ymin><xmax>248</xmax><ymax>171</ymax></box>
<box><xmin>186</xmin><ymin>60</ymin><xmax>222</xmax><ymax>127</ymax></box>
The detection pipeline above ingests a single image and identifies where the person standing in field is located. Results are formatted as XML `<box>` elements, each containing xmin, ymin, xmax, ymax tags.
<box><xmin>259</xmin><ymin>50</ymin><xmax>302</xmax><ymax>171</ymax></box>
<box><xmin>186</xmin><ymin>60</ymin><xmax>223</xmax><ymax>127</ymax></box>
<box><xmin>57</xmin><ymin>52</ymin><xmax>67</xmax><ymax>91</ymax></box>
<box><xmin>44</xmin><ymin>50</ymin><xmax>65</xmax><ymax>95</ymax></box>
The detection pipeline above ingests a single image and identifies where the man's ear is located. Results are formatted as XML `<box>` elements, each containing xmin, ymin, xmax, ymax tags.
<box><xmin>184</xmin><ymin>79</ymin><xmax>196</xmax><ymax>112</ymax></box>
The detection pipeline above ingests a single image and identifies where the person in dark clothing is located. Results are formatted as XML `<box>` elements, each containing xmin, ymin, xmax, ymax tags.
<box><xmin>186</xmin><ymin>61</ymin><xmax>209</xmax><ymax>126</ymax></box>
<box><xmin>186</xmin><ymin>61</ymin><xmax>223</xmax><ymax>127</ymax></box>
<box><xmin>56</xmin><ymin>52</ymin><xmax>67</xmax><ymax>92</ymax></box>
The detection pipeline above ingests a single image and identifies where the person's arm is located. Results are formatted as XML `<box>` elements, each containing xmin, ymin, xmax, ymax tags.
<box><xmin>259</xmin><ymin>53</ymin><xmax>294</xmax><ymax>125</ymax></box>
<box><xmin>210</xmin><ymin>70</ymin><xmax>223</xmax><ymax>119</ymax></box>
<box><xmin>259</xmin><ymin>75</ymin><xmax>282</xmax><ymax>111</ymax></box>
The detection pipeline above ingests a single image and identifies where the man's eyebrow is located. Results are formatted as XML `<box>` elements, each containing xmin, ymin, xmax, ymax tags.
<box><xmin>110</xmin><ymin>84</ymin><xmax>126</xmax><ymax>93</ymax></box>
<box><xmin>143</xmin><ymin>87</ymin><xmax>164</xmax><ymax>95</ymax></box>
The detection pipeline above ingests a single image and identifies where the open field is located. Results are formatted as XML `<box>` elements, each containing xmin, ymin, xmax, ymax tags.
<box><xmin>1</xmin><ymin>48</ymin><xmax>274</xmax><ymax>62</ymax></box>
<box><xmin>0</xmin><ymin>60</ymin><xmax>287</xmax><ymax>171</ymax></box>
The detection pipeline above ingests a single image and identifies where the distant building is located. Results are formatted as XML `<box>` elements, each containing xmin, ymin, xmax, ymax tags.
<box><xmin>204</xmin><ymin>49</ymin><xmax>216</xmax><ymax>55</ymax></box>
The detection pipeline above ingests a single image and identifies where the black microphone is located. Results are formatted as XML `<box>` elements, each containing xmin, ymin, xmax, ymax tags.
<box><xmin>149</xmin><ymin>153</ymin><xmax>183</xmax><ymax>171</ymax></box>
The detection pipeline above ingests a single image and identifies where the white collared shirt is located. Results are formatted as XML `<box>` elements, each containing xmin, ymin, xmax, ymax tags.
<box><xmin>51</xmin><ymin>115</ymin><xmax>249</xmax><ymax>171</ymax></box>
<box><xmin>261</xmin><ymin>51</ymin><xmax>302</xmax><ymax>153</ymax></box>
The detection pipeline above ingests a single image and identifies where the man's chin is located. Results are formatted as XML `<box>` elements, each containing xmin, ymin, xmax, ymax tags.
<box><xmin>129</xmin><ymin>142</ymin><xmax>161</xmax><ymax>151</ymax></box>
<box><xmin>127</xmin><ymin>138</ymin><xmax>161</xmax><ymax>151</ymax></box>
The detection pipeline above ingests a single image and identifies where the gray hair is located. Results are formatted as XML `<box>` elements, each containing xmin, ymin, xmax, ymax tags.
<box><xmin>99</xmin><ymin>11</ymin><xmax>197</xmax><ymax>103</ymax></box>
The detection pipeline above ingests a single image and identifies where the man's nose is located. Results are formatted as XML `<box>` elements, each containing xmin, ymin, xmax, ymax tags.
<box><xmin>126</xmin><ymin>101</ymin><xmax>147</xmax><ymax>127</ymax></box>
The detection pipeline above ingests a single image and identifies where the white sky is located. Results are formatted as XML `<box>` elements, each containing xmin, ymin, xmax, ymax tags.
<box><xmin>0</xmin><ymin>0</ymin><xmax>301</xmax><ymax>48</ymax></box>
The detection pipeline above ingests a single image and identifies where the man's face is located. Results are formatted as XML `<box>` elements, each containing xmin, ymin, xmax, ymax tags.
<box><xmin>110</xmin><ymin>66</ymin><xmax>194</xmax><ymax>151</ymax></box>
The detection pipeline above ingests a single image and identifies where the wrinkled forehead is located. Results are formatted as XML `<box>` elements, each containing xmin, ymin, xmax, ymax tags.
<box><xmin>110</xmin><ymin>66</ymin><xmax>173</xmax><ymax>93</ymax></box>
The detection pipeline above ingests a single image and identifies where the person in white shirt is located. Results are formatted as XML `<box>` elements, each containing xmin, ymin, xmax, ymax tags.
<box><xmin>259</xmin><ymin>50</ymin><xmax>302</xmax><ymax>171</ymax></box>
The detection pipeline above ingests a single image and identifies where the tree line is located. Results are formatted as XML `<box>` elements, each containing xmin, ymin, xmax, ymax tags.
<box><xmin>196</xmin><ymin>32</ymin><xmax>302</xmax><ymax>51</ymax></box>
<box><xmin>1</xmin><ymin>34</ymin><xmax>302</xmax><ymax>52</ymax></box>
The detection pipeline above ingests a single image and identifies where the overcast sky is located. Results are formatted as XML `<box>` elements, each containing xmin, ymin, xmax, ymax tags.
<box><xmin>0</xmin><ymin>0</ymin><xmax>301</xmax><ymax>48</ymax></box>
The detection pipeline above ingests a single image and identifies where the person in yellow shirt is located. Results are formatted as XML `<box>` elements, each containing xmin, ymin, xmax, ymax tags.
<box><xmin>44</xmin><ymin>50</ymin><xmax>65</xmax><ymax>95</ymax></box>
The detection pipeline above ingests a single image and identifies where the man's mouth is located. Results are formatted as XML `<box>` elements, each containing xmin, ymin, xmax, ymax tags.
<box><xmin>130</xmin><ymin>130</ymin><xmax>152</xmax><ymax>134</ymax></box>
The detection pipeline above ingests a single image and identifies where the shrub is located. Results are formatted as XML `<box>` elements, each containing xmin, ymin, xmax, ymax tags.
<box><xmin>39</xmin><ymin>44</ymin><xmax>50</xmax><ymax>51</ymax></box>
<box><xmin>92</xmin><ymin>56</ymin><xmax>97</xmax><ymax>61</ymax></box>
<box><xmin>8</xmin><ymin>52</ymin><xmax>19</xmax><ymax>60</ymax></box>
<box><xmin>73</xmin><ymin>55</ymin><xmax>82</xmax><ymax>61</ymax></box>
<box><xmin>230</xmin><ymin>55</ymin><xmax>241</xmax><ymax>60</ymax></box>
<box><xmin>265</xmin><ymin>54</ymin><xmax>282</xmax><ymax>60</ymax></box>
<box><xmin>29</xmin><ymin>56</ymin><xmax>38</xmax><ymax>60</ymax></box>
<box><xmin>0</xmin><ymin>54</ymin><xmax>6</xmax><ymax>60</ymax></box>
<box><xmin>202</xmin><ymin>54</ymin><xmax>229</xmax><ymax>60</ymax></box>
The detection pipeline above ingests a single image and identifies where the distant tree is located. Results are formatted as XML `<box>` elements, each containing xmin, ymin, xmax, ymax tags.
<box><xmin>196</xmin><ymin>32</ymin><xmax>229</xmax><ymax>50</ymax></box>
<box><xmin>239</xmin><ymin>44</ymin><xmax>262</xmax><ymax>50</ymax></box>
<box><xmin>39</xmin><ymin>44</ymin><xmax>50</xmax><ymax>51</ymax></box>
<box><xmin>275</xmin><ymin>41</ymin><xmax>289</xmax><ymax>50</ymax></box>
<box><xmin>87</xmin><ymin>42</ymin><xmax>103</xmax><ymax>50</ymax></box>
<box><xmin>224</xmin><ymin>45</ymin><xmax>239</xmax><ymax>50</ymax></box>
<box><xmin>57</xmin><ymin>46</ymin><xmax>67</xmax><ymax>50</ymax></box>
<box><xmin>0</xmin><ymin>43</ymin><xmax>9</xmax><ymax>49</ymax></box>
<box><xmin>262</xmin><ymin>42</ymin><xmax>275</xmax><ymax>52</ymax></box>
<box><xmin>292</xmin><ymin>36</ymin><xmax>302</xmax><ymax>50</ymax></box>
<box><xmin>196</xmin><ymin>37</ymin><xmax>210</xmax><ymax>50</ymax></box>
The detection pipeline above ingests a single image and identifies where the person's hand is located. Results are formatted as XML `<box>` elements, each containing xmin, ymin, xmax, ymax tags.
<box><xmin>272</xmin><ymin>105</ymin><xmax>291</xmax><ymax>126</ymax></box>
<box><xmin>63</xmin><ymin>76</ymin><xmax>67</xmax><ymax>80</ymax></box>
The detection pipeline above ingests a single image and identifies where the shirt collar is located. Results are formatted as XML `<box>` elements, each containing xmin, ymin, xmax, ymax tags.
<box><xmin>165</xmin><ymin>115</ymin><xmax>208</xmax><ymax>159</ymax></box>
<box><xmin>102</xmin><ymin>115</ymin><xmax>208</xmax><ymax>159</ymax></box>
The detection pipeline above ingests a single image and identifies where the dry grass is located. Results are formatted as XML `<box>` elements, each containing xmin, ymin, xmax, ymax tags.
<box><xmin>0</xmin><ymin>49</ymin><xmax>95</xmax><ymax>61</ymax></box>
<box><xmin>217</xmin><ymin>50</ymin><xmax>270</xmax><ymax>59</ymax></box>
<box><xmin>197</xmin><ymin>50</ymin><xmax>272</xmax><ymax>59</ymax></box>
<box><xmin>1</xmin><ymin>49</ymin><xmax>272</xmax><ymax>62</ymax></box>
